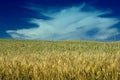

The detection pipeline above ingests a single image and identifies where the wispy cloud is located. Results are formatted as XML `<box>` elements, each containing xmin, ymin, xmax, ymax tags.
<box><xmin>6</xmin><ymin>3</ymin><xmax>119</xmax><ymax>41</ymax></box>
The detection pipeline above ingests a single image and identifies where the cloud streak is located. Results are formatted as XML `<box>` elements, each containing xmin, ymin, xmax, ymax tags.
<box><xmin>6</xmin><ymin>3</ymin><xmax>119</xmax><ymax>41</ymax></box>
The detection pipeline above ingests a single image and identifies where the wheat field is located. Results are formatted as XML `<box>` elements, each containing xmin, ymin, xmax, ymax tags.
<box><xmin>0</xmin><ymin>39</ymin><xmax>120</xmax><ymax>80</ymax></box>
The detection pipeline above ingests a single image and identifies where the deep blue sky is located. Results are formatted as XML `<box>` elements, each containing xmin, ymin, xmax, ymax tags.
<box><xmin>0</xmin><ymin>0</ymin><xmax>120</xmax><ymax>41</ymax></box>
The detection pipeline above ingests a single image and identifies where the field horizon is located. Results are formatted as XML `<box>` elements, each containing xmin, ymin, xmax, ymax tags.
<box><xmin>0</xmin><ymin>39</ymin><xmax>119</xmax><ymax>80</ymax></box>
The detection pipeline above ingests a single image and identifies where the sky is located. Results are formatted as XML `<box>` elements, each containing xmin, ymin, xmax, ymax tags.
<box><xmin>0</xmin><ymin>0</ymin><xmax>120</xmax><ymax>41</ymax></box>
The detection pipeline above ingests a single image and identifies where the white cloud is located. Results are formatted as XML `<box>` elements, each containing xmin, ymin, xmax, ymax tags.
<box><xmin>6</xmin><ymin>4</ymin><xmax>119</xmax><ymax>41</ymax></box>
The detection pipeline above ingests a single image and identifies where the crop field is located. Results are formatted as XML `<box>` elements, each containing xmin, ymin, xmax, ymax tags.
<box><xmin>0</xmin><ymin>39</ymin><xmax>120</xmax><ymax>80</ymax></box>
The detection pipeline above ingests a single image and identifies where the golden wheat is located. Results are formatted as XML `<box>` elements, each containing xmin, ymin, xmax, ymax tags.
<box><xmin>0</xmin><ymin>39</ymin><xmax>119</xmax><ymax>80</ymax></box>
